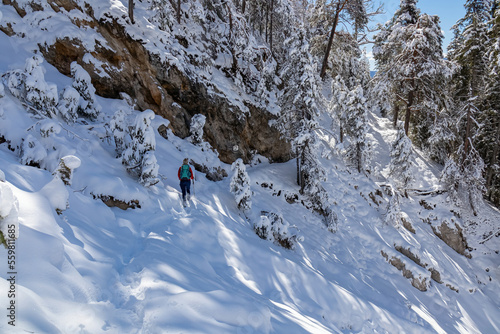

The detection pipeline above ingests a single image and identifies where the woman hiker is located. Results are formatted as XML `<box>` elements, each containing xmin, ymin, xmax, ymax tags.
<box><xmin>178</xmin><ymin>158</ymin><xmax>194</xmax><ymax>204</ymax></box>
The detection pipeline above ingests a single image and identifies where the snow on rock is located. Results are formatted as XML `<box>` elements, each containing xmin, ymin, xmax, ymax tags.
<box><xmin>61</xmin><ymin>155</ymin><xmax>81</xmax><ymax>170</ymax></box>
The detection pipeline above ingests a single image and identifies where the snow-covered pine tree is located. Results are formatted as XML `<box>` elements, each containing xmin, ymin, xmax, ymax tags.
<box><xmin>448</xmin><ymin>0</ymin><xmax>491</xmax><ymax>101</ymax></box>
<box><xmin>441</xmin><ymin>97</ymin><xmax>486</xmax><ymax>215</ymax></box>
<box><xmin>140</xmin><ymin>151</ymin><xmax>160</xmax><ymax>187</ymax></box>
<box><xmin>389</xmin><ymin>124</ymin><xmax>414</xmax><ymax>190</ymax></box>
<box><xmin>189</xmin><ymin>114</ymin><xmax>206</xmax><ymax>145</ymax></box>
<box><xmin>344</xmin><ymin>84</ymin><xmax>370</xmax><ymax>174</ymax></box>
<box><xmin>428</xmin><ymin>108</ymin><xmax>457</xmax><ymax>165</ymax></box>
<box><xmin>396</xmin><ymin>14</ymin><xmax>451</xmax><ymax>144</ymax></box>
<box><xmin>6</xmin><ymin>69</ymin><xmax>25</xmax><ymax>100</ymax></box>
<box><xmin>230</xmin><ymin>158</ymin><xmax>251</xmax><ymax>212</ymax></box>
<box><xmin>385</xmin><ymin>186</ymin><xmax>402</xmax><ymax>226</ymax></box>
<box><xmin>20</xmin><ymin>134</ymin><xmax>47</xmax><ymax>168</ymax></box>
<box><xmin>374</xmin><ymin>2</ymin><xmax>452</xmax><ymax>149</ymax></box>
<box><xmin>57</xmin><ymin>86</ymin><xmax>80</xmax><ymax>123</ymax></box>
<box><xmin>70</xmin><ymin>62</ymin><xmax>101</xmax><ymax>120</ymax></box>
<box><xmin>122</xmin><ymin>110</ymin><xmax>159</xmax><ymax>187</ymax></box>
<box><xmin>478</xmin><ymin>0</ymin><xmax>500</xmax><ymax>205</ymax></box>
<box><xmin>149</xmin><ymin>0</ymin><xmax>176</xmax><ymax>31</ymax></box>
<box><xmin>24</xmin><ymin>55</ymin><xmax>58</xmax><ymax>118</ymax></box>
<box><xmin>329</xmin><ymin>75</ymin><xmax>348</xmax><ymax>144</ymax></box>
<box><xmin>110</xmin><ymin>108</ymin><xmax>129</xmax><ymax>157</ymax></box>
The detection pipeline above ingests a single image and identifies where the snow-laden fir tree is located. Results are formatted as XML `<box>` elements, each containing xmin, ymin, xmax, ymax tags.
<box><xmin>70</xmin><ymin>62</ymin><xmax>101</xmax><ymax>119</ymax></box>
<box><xmin>57</xmin><ymin>86</ymin><xmax>79</xmax><ymax>123</ymax></box>
<box><xmin>374</xmin><ymin>2</ymin><xmax>452</xmax><ymax>148</ymax></box>
<box><xmin>448</xmin><ymin>0</ymin><xmax>491</xmax><ymax>101</ymax></box>
<box><xmin>329</xmin><ymin>75</ymin><xmax>348</xmax><ymax>144</ymax></box>
<box><xmin>149</xmin><ymin>0</ymin><xmax>177</xmax><ymax>31</ymax></box>
<box><xmin>230</xmin><ymin>158</ymin><xmax>251</xmax><ymax>212</ymax></box>
<box><xmin>20</xmin><ymin>134</ymin><xmax>47</xmax><ymax>168</ymax></box>
<box><xmin>140</xmin><ymin>151</ymin><xmax>160</xmax><ymax>187</ymax></box>
<box><xmin>441</xmin><ymin>145</ymin><xmax>486</xmax><ymax>216</ymax></box>
<box><xmin>277</xmin><ymin>25</ymin><xmax>322</xmax><ymax>190</ymax></box>
<box><xmin>344</xmin><ymin>84</ymin><xmax>370</xmax><ymax>174</ymax></box>
<box><xmin>110</xmin><ymin>108</ymin><xmax>129</xmax><ymax>157</ymax></box>
<box><xmin>428</xmin><ymin>108</ymin><xmax>457</xmax><ymax>165</ymax></box>
<box><xmin>478</xmin><ymin>0</ymin><xmax>500</xmax><ymax>205</ymax></box>
<box><xmin>385</xmin><ymin>186</ymin><xmax>402</xmax><ymax>226</ymax></box>
<box><xmin>189</xmin><ymin>114</ymin><xmax>206</xmax><ymax>145</ymax></box>
<box><xmin>441</xmin><ymin>97</ymin><xmax>486</xmax><ymax>215</ymax></box>
<box><xmin>6</xmin><ymin>69</ymin><xmax>25</xmax><ymax>100</ymax></box>
<box><xmin>122</xmin><ymin>110</ymin><xmax>159</xmax><ymax>187</ymax></box>
<box><xmin>24</xmin><ymin>55</ymin><xmax>58</xmax><ymax>118</ymax></box>
<box><xmin>389</xmin><ymin>123</ymin><xmax>414</xmax><ymax>190</ymax></box>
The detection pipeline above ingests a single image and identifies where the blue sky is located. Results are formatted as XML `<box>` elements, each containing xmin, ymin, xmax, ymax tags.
<box><xmin>367</xmin><ymin>0</ymin><xmax>466</xmax><ymax>69</ymax></box>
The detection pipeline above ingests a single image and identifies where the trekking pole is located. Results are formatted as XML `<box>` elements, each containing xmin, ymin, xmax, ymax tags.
<box><xmin>193</xmin><ymin>173</ymin><xmax>195</xmax><ymax>197</ymax></box>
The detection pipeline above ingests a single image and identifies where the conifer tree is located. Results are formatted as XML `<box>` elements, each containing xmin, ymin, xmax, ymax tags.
<box><xmin>110</xmin><ymin>108</ymin><xmax>129</xmax><ymax>157</ymax></box>
<box><xmin>24</xmin><ymin>55</ymin><xmax>58</xmax><ymax>118</ymax></box>
<box><xmin>57</xmin><ymin>86</ymin><xmax>79</xmax><ymax>124</ymax></box>
<box><xmin>448</xmin><ymin>0</ymin><xmax>491</xmax><ymax>101</ymax></box>
<box><xmin>479</xmin><ymin>0</ymin><xmax>500</xmax><ymax>204</ymax></box>
<box><xmin>122</xmin><ymin>110</ymin><xmax>159</xmax><ymax>187</ymax></box>
<box><xmin>230</xmin><ymin>158</ymin><xmax>252</xmax><ymax>212</ymax></box>
<box><xmin>189</xmin><ymin>114</ymin><xmax>206</xmax><ymax>145</ymax></box>
<box><xmin>389</xmin><ymin>124</ymin><xmax>414</xmax><ymax>190</ymax></box>
<box><xmin>71</xmin><ymin>62</ymin><xmax>101</xmax><ymax>120</ymax></box>
<box><xmin>374</xmin><ymin>2</ymin><xmax>452</xmax><ymax>148</ymax></box>
<box><xmin>344</xmin><ymin>85</ymin><xmax>370</xmax><ymax>174</ymax></box>
<box><xmin>20</xmin><ymin>134</ymin><xmax>47</xmax><ymax>168</ymax></box>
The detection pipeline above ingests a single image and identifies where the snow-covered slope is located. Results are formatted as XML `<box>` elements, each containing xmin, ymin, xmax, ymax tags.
<box><xmin>1</xmin><ymin>1</ymin><xmax>500</xmax><ymax>334</ymax></box>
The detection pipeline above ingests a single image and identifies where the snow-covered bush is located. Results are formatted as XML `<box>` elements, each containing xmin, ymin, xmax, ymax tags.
<box><xmin>189</xmin><ymin>114</ymin><xmax>206</xmax><ymax>145</ymax></box>
<box><xmin>385</xmin><ymin>187</ymin><xmax>402</xmax><ymax>226</ymax></box>
<box><xmin>53</xmin><ymin>155</ymin><xmax>81</xmax><ymax>186</ymax></box>
<box><xmin>122</xmin><ymin>110</ymin><xmax>159</xmax><ymax>186</ymax></box>
<box><xmin>24</xmin><ymin>55</ymin><xmax>58</xmax><ymax>117</ymax></box>
<box><xmin>389</xmin><ymin>124</ymin><xmax>414</xmax><ymax>189</ymax></box>
<box><xmin>0</xmin><ymin>81</ymin><xmax>5</xmax><ymax>98</ymax></box>
<box><xmin>39</xmin><ymin>119</ymin><xmax>61</xmax><ymax>138</ymax></box>
<box><xmin>71</xmin><ymin>62</ymin><xmax>101</xmax><ymax>119</ymax></box>
<box><xmin>254</xmin><ymin>211</ymin><xmax>301</xmax><ymax>250</ymax></box>
<box><xmin>139</xmin><ymin>151</ymin><xmax>160</xmax><ymax>187</ymax></box>
<box><xmin>57</xmin><ymin>86</ymin><xmax>80</xmax><ymax>123</ymax></box>
<box><xmin>6</xmin><ymin>69</ymin><xmax>25</xmax><ymax>99</ymax></box>
<box><xmin>230</xmin><ymin>158</ymin><xmax>251</xmax><ymax>212</ymax></box>
<box><xmin>110</xmin><ymin>108</ymin><xmax>129</xmax><ymax>156</ymax></box>
<box><xmin>0</xmin><ymin>179</ymin><xmax>19</xmax><ymax>247</ymax></box>
<box><xmin>20</xmin><ymin>134</ymin><xmax>47</xmax><ymax>167</ymax></box>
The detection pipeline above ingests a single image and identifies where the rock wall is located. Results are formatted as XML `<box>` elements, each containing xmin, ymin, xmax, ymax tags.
<box><xmin>4</xmin><ymin>0</ymin><xmax>290</xmax><ymax>164</ymax></box>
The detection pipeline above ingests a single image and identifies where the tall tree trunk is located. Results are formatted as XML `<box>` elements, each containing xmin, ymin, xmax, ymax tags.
<box><xmin>296</xmin><ymin>146</ymin><xmax>301</xmax><ymax>187</ymax></box>
<box><xmin>404</xmin><ymin>89</ymin><xmax>414</xmax><ymax>136</ymax></box>
<box><xmin>128</xmin><ymin>0</ymin><xmax>134</xmax><ymax>24</ymax></box>
<box><xmin>320</xmin><ymin>0</ymin><xmax>350</xmax><ymax>79</ymax></box>
<box><xmin>320</xmin><ymin>2</ymin><xmax>341</xmax><ymax>79</ymax></box>
<box><xmin>269</xmin><ymin>0</ymin><xmax>274</xmax><ymax>54</ymax></box>
<box><xmin>265</xmin><ymin>0</ymin><xmax>269</xmax><ymax>43</ymax></box>
<box><xmin>486</xmin><ymin>119</ymin><xmax>500</xmax><ymax>192</ymax></box>
<box><xmin>463</xmin><ymin>102</ymin><xmax>473</xmax><ymax>163</ymax></box>
<box><xmin>177</xmin><ymin>0</ymin><xmax>181</xmax><ymax>24</ymax></box>
<box><xmin>393</xmin><ymin>103</ymin><xmax>400</xmax><ymax>128</ymax></box>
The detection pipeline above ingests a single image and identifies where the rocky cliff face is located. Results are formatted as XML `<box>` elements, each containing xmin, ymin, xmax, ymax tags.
<box><xmin>3</xmin><ymin>0</ymin><xmax>290</xmax><ymax>164</ymax></box>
